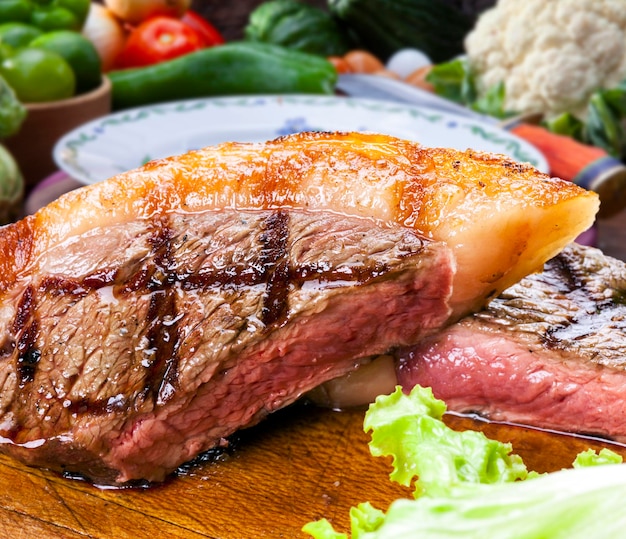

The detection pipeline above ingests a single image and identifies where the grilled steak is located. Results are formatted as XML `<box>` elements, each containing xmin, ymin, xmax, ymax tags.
<box><xmin>0</xmin><ymin>208</ymin><xmax>455</xmax><ymax>484</ymax></box>
<box><xmin>0</xmin><ymin>132</ymin><xmax>599</xmax><ymax>484</ymax></box>
<box><xmin>397</xmin><ymin>243</ymin><xmax>626</xmax><ymax>442</ymax></box>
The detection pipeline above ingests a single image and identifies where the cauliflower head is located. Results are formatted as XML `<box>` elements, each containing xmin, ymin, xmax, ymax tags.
<box><xmin>465</xmin><ymin>0</ymin><xmax>626</xmax><ymax>118</ymax></box>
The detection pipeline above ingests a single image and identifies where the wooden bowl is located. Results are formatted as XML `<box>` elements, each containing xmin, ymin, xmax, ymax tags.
<box><xmin>3</xmin><ymin>76</ymin><xmax>112</xmax><ymax>190</ymax></box>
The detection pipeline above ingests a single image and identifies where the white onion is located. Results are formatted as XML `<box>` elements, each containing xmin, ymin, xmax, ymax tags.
<box><xmin>104</xmin><ymin>0</ymin><xmax>191</xmax><ymax>25</ymax></box>
<box><xmin>82</xmin><ymin>3</ymin><xmax>127</xmax><ymax>72</ymax></box>
<box><xmin>386</xmin><ymin>48</ymin><xmax>432</xmax><ymax>79</ymax></box>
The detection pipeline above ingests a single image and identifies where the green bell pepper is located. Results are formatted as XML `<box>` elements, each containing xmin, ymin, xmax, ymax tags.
<box><xmin>0</xmin><ymin>0</ymin><xmax>90</xmax><ymax>32</ymax></box>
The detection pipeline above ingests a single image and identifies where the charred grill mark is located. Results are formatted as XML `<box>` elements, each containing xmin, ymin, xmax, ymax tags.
<box><xmin>17</xmin><ymin>340</ymin><xmax>40</xmax><ymax>386</ymax></box>
<box><xmin>82</xmin><ymin>268</ymin><xmax>119</xmax><ymax>288</ymax></box>
<box><xmin>542</xmin><ymin>253</ymin><xmax>588</xmax><ymax>349</ymax></box>
<box><xmin>0</xmin><ymin>339</ymin><xmax>15</xmax><ymax>360</ymax></box>
<box><xmin>13</xmin><ymin>287</ymin><xmax>40</xmax><ymax>387</ymax></box>
<box><xmin>180</xmin><ymin>266</ymin><xmax>264</xmax><ymax>290</ymax></box>
<box><xmin>12</xmin><ymin>285</ymin><xmax>34</xmax><ymax>334</ymax></box>
<box><xmin>259</xmin><ymin>211</ymin><xmax>291</xmax><ymax>326</ymax></box>
<box><xmin>291</xmin><ymin>262</ymin><xmax>391</xmax><ymax>285</ymax></box>
<box><xmin>65</xmin><ymin>393</ymin><xmax>129</xmax><ymax>416</ymax></box>
<box><xmin>38</xmin><ymin>276</ymin><xmax>88</xmax><ymax>297</ymax></box>
<box><xmin>139</xmin><ymin>221</ymin><xmax>181</xmax><ymax>406</ymax></box>
<box><xmin>179</xmin><ymin>260</ymin><xmax>393</xmax><ymax>291</ymax></box>
<box><xmin>543</xmin><ymin>253</ymin><xmax>582</xmax><ymax>293</ymax></box>
<box><xmin>543</xmin><ymin>252</ymin><xmax>625</xmax><ymax>350</ymax></box>
<box><xmin>145</xmin><ymin>287</ymin><xmax>180</xmax><ymax>406</ymax></box>
<box><xmin>121</xmin><ymin>267</ymin><xmax>152</xmax><ymax>294</ymax></box>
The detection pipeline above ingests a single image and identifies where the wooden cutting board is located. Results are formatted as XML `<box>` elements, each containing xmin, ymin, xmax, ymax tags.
<box><xmin>1</xmin><ymin>401</ymin><xmax>625</xmax><ymax>539</ymax></box>
<box><xmin>0</xmin><ymin>214</ymin><xmax>622</xmax><ymax>539</ymax></box>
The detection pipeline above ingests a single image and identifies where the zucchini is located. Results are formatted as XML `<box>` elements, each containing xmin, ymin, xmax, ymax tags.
<box><xmin>245</xmin><ymin>0</ymin><xmax>355</xmax><ymax>57</ymax></box>
<box><xmin>328</xmin><ymin>0</ymin><xmax>473</xmax><ymax>63</ymax></box>
<box><xmin>109</xmin><ymin>41</ymin><xmax>338</xmax><ymax>110</ymax></box>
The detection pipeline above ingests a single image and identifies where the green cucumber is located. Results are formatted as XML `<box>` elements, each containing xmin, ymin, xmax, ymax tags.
<box><xmin>328</xmin><ymin>0</ymin><xmax>473</xmax><ymax>63</ymax></box>
<box><xmin>108</xmin><ymin>41</ymin><xmax>338</xmax><ymax>111</ymax></box>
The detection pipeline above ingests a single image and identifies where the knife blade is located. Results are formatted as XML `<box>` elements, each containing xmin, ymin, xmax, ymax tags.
<box><xmin>337</xmin><ymin>73</ymin><xmax>493</xmax><ymax>122</ymax></box>
<box><xmin>336</xmin><ymin>73</ymin><xmax>626</xmax><ymax>218</ymax></box>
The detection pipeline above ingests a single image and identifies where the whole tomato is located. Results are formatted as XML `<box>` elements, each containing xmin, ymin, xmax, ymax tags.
<box><xmin>115</xmin><ymin>16</ymin><xmax>204</xmax><ymax>69</ymax></box>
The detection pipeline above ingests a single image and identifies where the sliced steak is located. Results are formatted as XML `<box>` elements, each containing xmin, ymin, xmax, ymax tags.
<box><xmin>0</xmin><ymin>209</ymin><xmax>454</xmax><ymax>485</ymax></box>
<box><xmin>397</xmin><ymin>243</ymin><xmax>626</xmax><ymax>442</ymax></box>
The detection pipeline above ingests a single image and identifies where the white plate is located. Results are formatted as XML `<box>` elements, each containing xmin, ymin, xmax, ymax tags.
<box><xmin>53</xmin><ymin>95</ymin><xmax>548</xmax><ymax>185</ymax></box>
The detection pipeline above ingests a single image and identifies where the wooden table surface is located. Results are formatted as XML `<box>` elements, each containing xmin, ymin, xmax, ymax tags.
<box><xmin>2</xmin><ymin>395</ymin><xmax>626</xmax><ymax>539</ymax></box>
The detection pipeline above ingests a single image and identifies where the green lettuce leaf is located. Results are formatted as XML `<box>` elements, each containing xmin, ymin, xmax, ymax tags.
<box><xmin>303</xmin><ymin>385</ymin><xmax>626</xmax><ymax>539</ymax></box>
<box><xmin>352</xmin><ymin>465</ymin><xmax>626</xmax><ymax>539</ymax></box>
<box><xmin>573</xmin><ymin>447</ymin><xmax>623</xmax><ymax>468</ymax></box>
<box><xmin>364</xmin><ymin>386</ymin><xmax>528</xmax><ymax>497</ymax></box>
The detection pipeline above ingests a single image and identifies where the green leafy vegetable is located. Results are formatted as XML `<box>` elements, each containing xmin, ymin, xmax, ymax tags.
<box><xmin>542</xmin><ymin>79</ymin><xmax>626</xmax><ymax>159</ymax></box>
<box><xmin>470</xmin><ymin>81</ymin><xmax>516</xmax><ymax>119</ymax></box>
<box><xmin>573</xmin><ymin>448</ymin><xmax>623</xmax><ymax>468</ymax></box>
<box><xmin>426</xmin><ymin>58</ymin><xmax>513</xmax><ymax>119</ymax></box>
<box><xmin>0</xmin><ymin>143</ymin><xmax>23</xmax><ymax>224</ymax></box>
<box><xmin>584</xmin><ymin>92</ymin><xmax>626</xmax><ymax>158</ymax></box>
<box><xmin>303</xmin><ymin>385</ymin><xmax>626</xmax><ymax>539</ymax></box>
<box><xmin>425</xmin><ymin>57</ymin><xmax>475</xmax><ymax>105</ymax></box>
<box><xmin>543</xmin><ymin>112</ymin><xmax>585</xmax><ymax>142</ymax></box>
<box><xmin>364</xmin><ymin>385</ymin><xmax>528</xmax><ymax>498</ymax></box>
<box><xmin>244</xmin><ymin>0</ymin><xmax>355</xmax><ymax>57</ymax></box>
<box><xmin>428</xmin><ymin>59</ymin><xmax>626</xmax><ymax>157</ymax></box>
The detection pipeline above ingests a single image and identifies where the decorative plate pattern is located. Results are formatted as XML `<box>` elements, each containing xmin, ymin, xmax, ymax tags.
<box><xmin>54</xmin><ymin>95</ymin><xmax>548</xmax><ymax>185</ymax></box>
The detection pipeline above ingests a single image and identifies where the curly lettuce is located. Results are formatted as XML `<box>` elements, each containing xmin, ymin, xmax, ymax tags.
<box><xmin>303</xmin><ymin>385</ymin><xmax>626</xmax><ymax>539</ymax></box>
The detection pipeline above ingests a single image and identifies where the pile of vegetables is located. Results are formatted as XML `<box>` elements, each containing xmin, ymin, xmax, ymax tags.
<box><xmin>0</xmin><ymin>0</ymin><xmax>102</xmax><ymax>102</ymax></box>
<box><xmin>424</xmin><ymin>55</ymin><xmax>626</xmax><ymax>161</ymax></box>
<box><xmin>303</xmin><ymin>385</ymin><xmax>626</xmax><ymax>538</ymax></box>
<box><xmin>85</xmin><ymin>0</ymin><xmax>225</xmax><ymax>70</ymax></box>
<box><xmin>76</xmin><ymin>0</ymin><xmax>340</xmax><ymax>110</ymax></box>
<box><xmin>244</xmin><ymin>0</ymin><xmax>471</xmax><ymax>65</ymax></box>
<box><xmin>450</xmin><ymin>0</ymin><xmax>626</xmax><ymax>160</ymax></box>
<box><xmin>241</xmin><ymin>0</ymin><xmax>626</xmax><ymax>161</ymax></box>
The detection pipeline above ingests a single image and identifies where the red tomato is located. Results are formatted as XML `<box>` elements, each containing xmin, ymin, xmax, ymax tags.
<box><xmin>180</xmin><ymin>10</ymin><xmax>224</xmax><ymax>47</ymax></box>
<box><xmin>115</xmin><ymin>16</ymin><xmax>204</xmax><ymax>69</ymax></box>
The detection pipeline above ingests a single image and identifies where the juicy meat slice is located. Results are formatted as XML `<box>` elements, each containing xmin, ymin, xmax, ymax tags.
<box><xmin>0</xmin><ymin>209</ymin><xmax>454</xmax><ymax>484</ymax></box>
<box><xmin>11</xmin><ymin>131</ymin><xmax>598</xmax><ymax>321</ymax></box>
<box><xmin>397</xmin><ymin>243</ymin><xmax>626</xmax><ymax>442</ymax></box>
<box><xmin>0</xmin><ymin>132</ymin><xmax>600</xmax><ymax>483</ymax></box>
